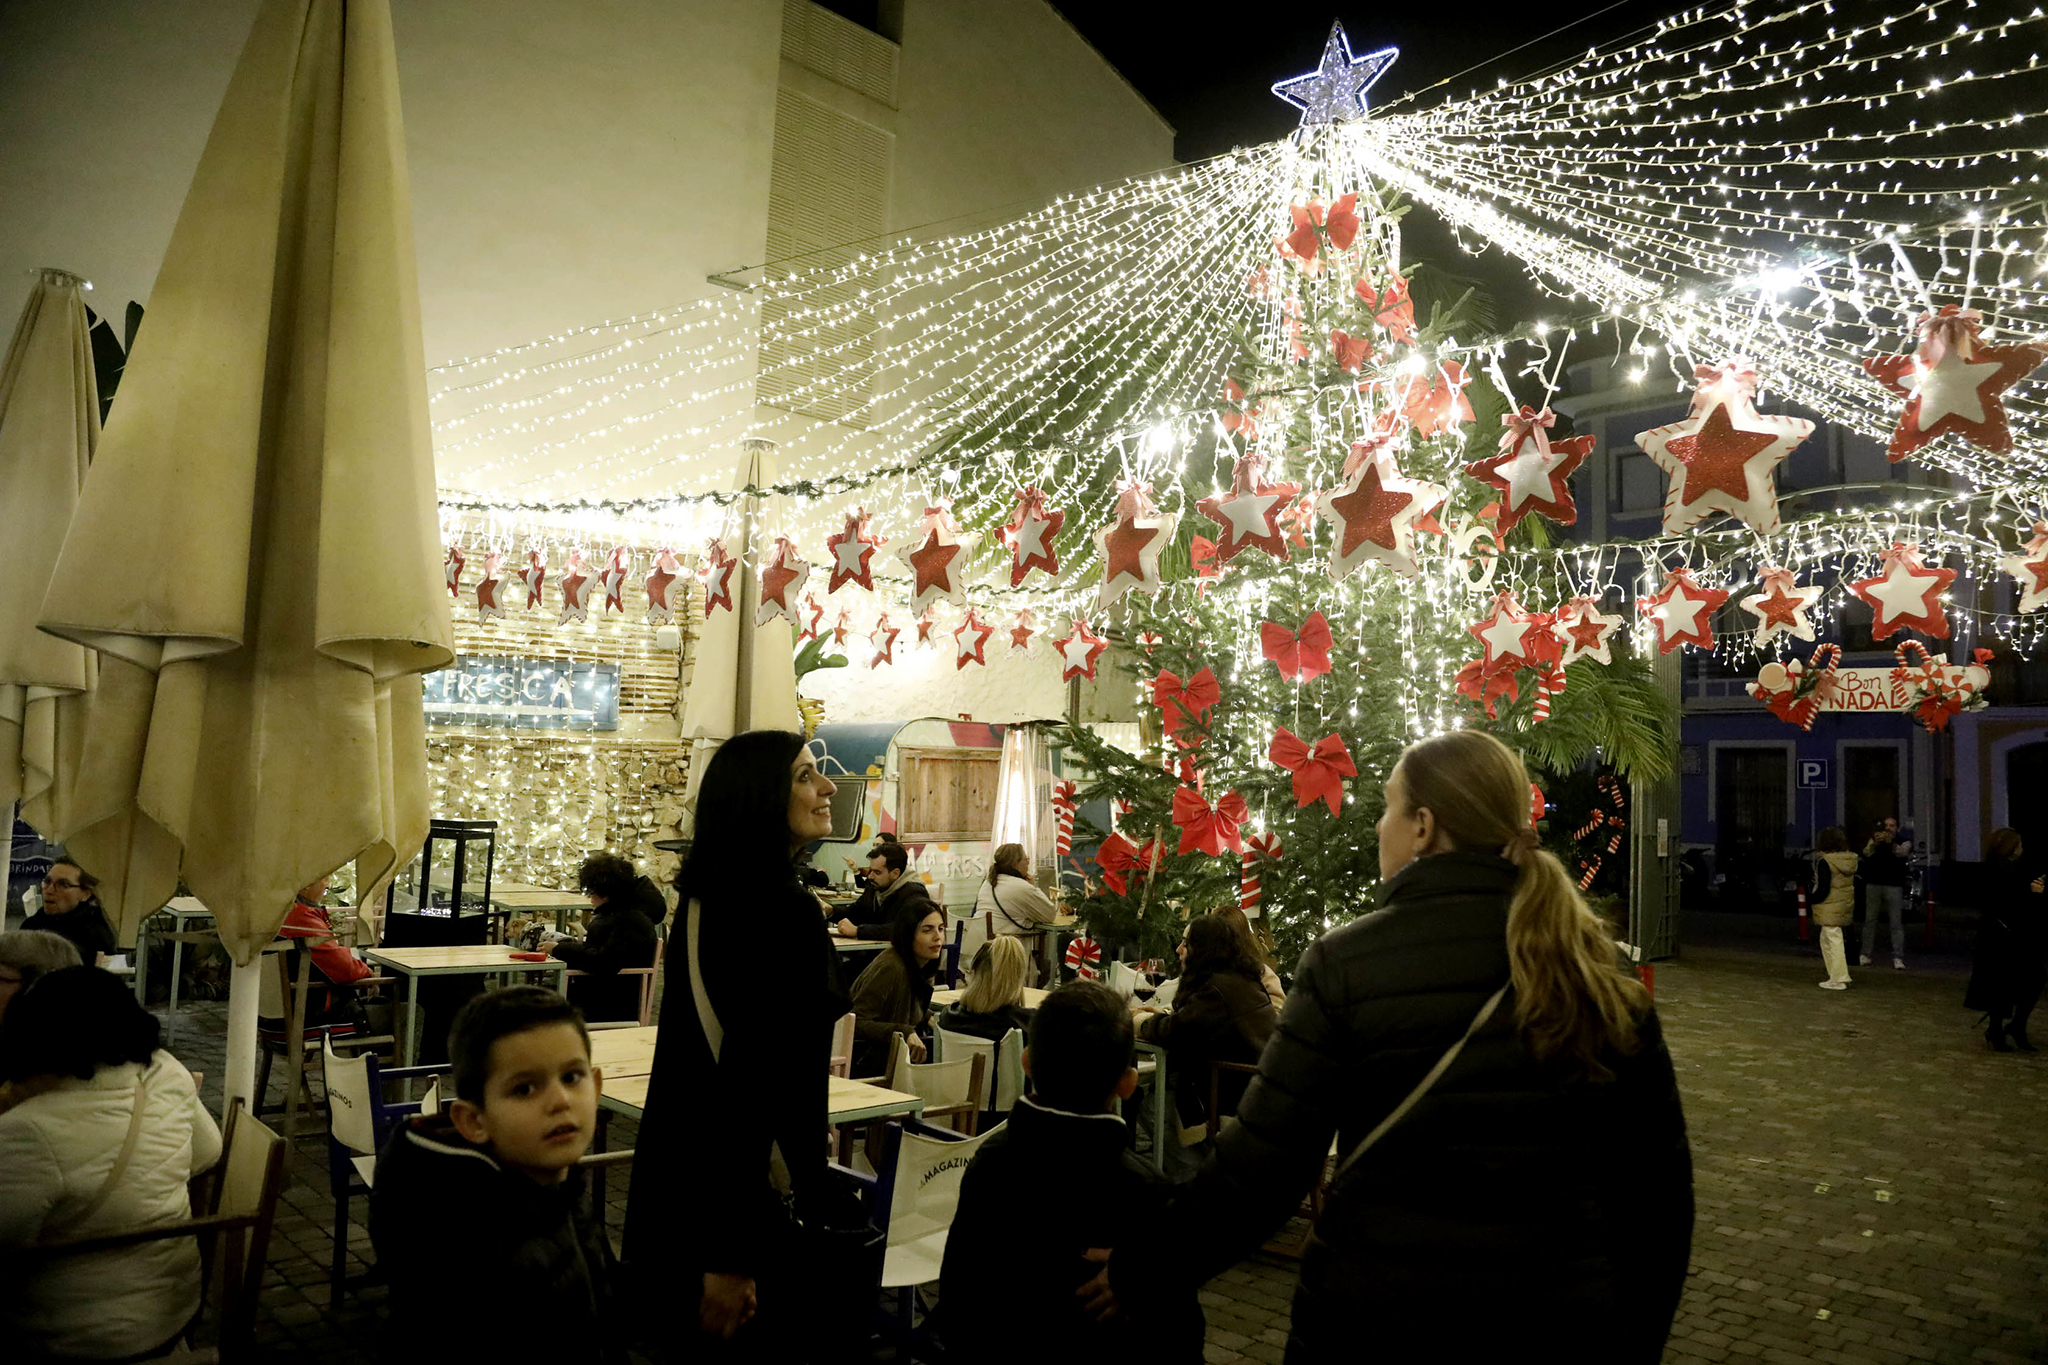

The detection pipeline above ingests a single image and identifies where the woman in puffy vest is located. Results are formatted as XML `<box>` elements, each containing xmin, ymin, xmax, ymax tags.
<box><xmin>1811</xmin><ymin>827</ymin><xmax>1860</xmax><ymax>990</ymax></box>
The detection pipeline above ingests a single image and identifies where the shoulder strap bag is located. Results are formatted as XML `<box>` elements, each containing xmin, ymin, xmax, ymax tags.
<box><xmin>51</xmin><ymin>1077</ymin><xmax>151</xmax><ymax>1235</ymax></box>
<box><xmin>1331</xmin><ymin>984</ymin><xmax>1508</xmax><ymax>1182</ymax></box>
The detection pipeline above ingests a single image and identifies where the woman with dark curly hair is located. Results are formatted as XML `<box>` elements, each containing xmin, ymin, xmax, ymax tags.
<box><xmin>0</xmin><ymin>967</ymin><xmax>220</xmax><ymax>1359</ymax></box>
<box><xmin>1137</xmin><ymin>914</ymin><xmax>1278</xmax><ymax>1142</ymax></box>
<box><xmin>550</xmin><ymin>851</ymin><xmax>664</xmax><ymax>1023</ymax></box>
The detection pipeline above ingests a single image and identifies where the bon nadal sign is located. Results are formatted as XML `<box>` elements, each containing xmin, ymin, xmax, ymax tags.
<box><xmin>1749</xmin><ymin>642</ymin><xmax>1991</xmax><ymax>733</ymax></box>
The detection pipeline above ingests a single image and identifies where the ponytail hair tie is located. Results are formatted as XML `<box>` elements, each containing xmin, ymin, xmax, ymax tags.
<box><xmin>1503</xmin><ymin>827</ymin><xmax>1541</xmax><ymax>863</ymax></box>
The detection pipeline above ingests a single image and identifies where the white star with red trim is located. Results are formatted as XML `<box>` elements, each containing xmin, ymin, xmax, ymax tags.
<box><xmin>1849</xmin><ymin>543</ymin><xmax>1956</xmax><ymax>640</ymax></box>
<box><xmin>1469</xmin><ymin>592</ymin><xmax>1538</xmax><ymax>670</ymax></box>
<box><xmin>1998</xmin><ymin>522</ymin><xmax>2048</xmax><ymax>614</ymax></box>
<box><xmin>598</xmin><ymin>546</ymin><xmax>631</xmax><ymax>614</ymax></box>
<box><xmin>1054</xmin><ymin>618</ymin><xmax>1110</xmax><ymax>682</ymax></box>
<box><xmin>953</xmin><ymin>607</ymin><xmax>995</xmax><ymax>670</ymax></box>
<box><xmin>867</xmin><ymin>613</ymin><xmax>901</xmax><ymax>669</ymax></box>
<box><xmin>644</xmin><ymin>547</ymin><xmax>683</xmax><ymax>624</ymax></box>
<box><xmin>1000</xmin><ymin>485</ymin><xmax>1064</xmax><ymax>587</ymax></box>
<box><xmin>557</xmin><ymin>549</ymin><xmax>595</xmax><ymax>626</ymax></box>
<box><xmin>700</xmin><ymin>540</ymin><xmax>738</xmax><ymax>616</ymax></box>
<box><xmin>1638</xmin><ymin>568</ymin><xmax>1728</xmax><ymax>653</ymax></box>
<box><xmin>475</xmin><ymin>550</ymin><xmax>507</xmax><ymax>624</ymax></box>
<box><xmin>824</xmin><ymin>508</ymin><xmax>885</xmax><ymax>593</ymax></box>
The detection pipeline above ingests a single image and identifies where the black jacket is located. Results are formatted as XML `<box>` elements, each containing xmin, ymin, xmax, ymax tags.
<box><xmin>1860</xmin><ymin>832</ymin><xmax>1910</xmax><ymax>886</ymax></box>
<box><xmin>1139</xmin><ymin>970</ymin><xmax>1276</xmax><ymax>1128</ymax></box>
<box><xmin>1965</xmin><ymin>860</ymin><xmax>2048</xmax><ymax>1013</ymax></box>
<box><xmin>625</xmin><ymin>871</ymin><xmax>847</xmax><ymax>1284</ymax></box>
<box><xmin>23</xmin><ymin>903</ymin><xmax>117</xmax><ymax>960</ymax></box>
<box><xmin>1110</xmin><ymin>852</ymin><xmax>1693</xmax><ymax>1364</ymax></box>
<box><xmin>940</xmin><ymin>1098</ymin><xmax>1204</xmax><ymax>1364</ymax></box>
<box><xmin>934</xmin><ymin>1001</ymin><xmax>1034</xmax><ymax>1045</ymax></box>
<box><xmin>371</xmin><ymin>1115</ymin><xmax>621</xmax><ymax>1365</ymax></box>
<box><xmin>851</xmin><ymin>876</ymin><xmax>935</xmax><ymax>941</ymax></box>
<box><xmin>551</xmin><ymin>875</ymin><xmax>663</xmax><ymax>1024</ymax></box>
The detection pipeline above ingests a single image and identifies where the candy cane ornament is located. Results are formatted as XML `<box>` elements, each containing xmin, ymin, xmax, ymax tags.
<box><xmin>1051</xmin><ymin>780</ymin><xmax>1078</xmax><ymax>856</ymax></box>
<box><xmin>1240</xmin><ymin>831</ymin><xmax>1283</xmax><ymax>915</ymax></box>
<box><xmin>1064</xmin><ymin>937</ymin><xmax>1102</xmax><ymax>980</ymax></box>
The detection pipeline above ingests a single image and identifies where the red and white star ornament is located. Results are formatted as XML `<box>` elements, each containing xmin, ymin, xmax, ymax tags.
<box><xmin>1197</xmin><ymin>449</ymin><xmax>1302</xmax><ymax>564</ymax></box>
<box><xmin>797</xmin><ymin>593</ymin><xmax>826</xmax><ymax>643</ymax></box>
<box><xmin>999</xmin><ymin>485</ymin><xmax>1064</xmax><ymax>587</ymax></box>
<box><xmin>1093</xmin><ymin>480</ymin><xmax>1181</xmax><ymax>611</ymax></box>
<box><xmin>867</xmin><ymin>613</ymin><xmax>900</xmax><ymax>669</ymax></box>
<box><xmin>1997</xmin><ymin>521</ymin><xmax>2048</xmax><ymax>614</ymax></box>
<box><xmin>598</xmin><ymin>546</ymin><xmax>631</xmax><ymax>614</ymax></box>
<box><xmin>1009</xmin><ymin>608</ymin><xmax>1038</xmax><ymax>654</ymax></box>
<box><xmin>1054</xmin><ymin>617</ymin><xmax>1110</xmax><ymax>682</ymax></box>
<box><xmin>700</xmin><ymin>539</ymin><xmax>739</xmax><ymax>616</ymax></box>
<box><xmin>952</xmin><ymin>606</ymin><xmax>995</xmax><ymax>670</ymax></box>
<box><xmin>754</xmin><ymin>535</ymin><xmax>811</xmax><ymax>627</ymax></box>
<box><xmin>1738</xmin><ymin>566</ymin><xmax>1823</xmax><ymax>646</ymax></box>
<box><xmin>443</xmin><ymin>544</ymin><xmax>465</xmax><ymax>599</ymax></box>
<box><xmin>519</xmin><ymin>549</ymin><xmax>547</xmax><ymax>610</ymax></box>
<box><xmin>644</xmin><ymin>547</ymin><xmax>683</xmax><ymax>624</ymax></box>
<box><xmin>894</xmin><ymin>502</ymin><xmax>978</xmax><ymax>615</ymax></box>
<box><xmin>1464</xmin><ymin>405</ymin><xmax>1594</xmax><ymax>533</ymax></box>
<box><xmin>556</xmin><ymin>549</ymin><xmax>594</xmax><ymax>626</ymax></box>
<box><xmin>1316</xmin><ymin>420</ymin><xmax>1445</xmax><ymax>581</ymax></box>
<box><xmin>1469</xmin><ymin>592</ymin><xmax>1542</xmax><ymax>672</ymax></box>
<box><xmin>912</xmin><ymin>607</ymin><xmax>939</xmax><ymax>649</ymax></box>
<box><xmin>824</xmin><ymin>507</ymin><xmax>885</xmax><ymax>594</ymax></box>
<box><xmin>1849</xmin><ymin>542</ymin><xmax>1956</xmax><ymax>641</ymax></box>
<box><xmin>831</xmin><ymin>607</ymin><xmax>854</xmax><ymax>649</ymax></box>
<box><xmin>1864</xmin><ymin>306</ymin><xmax>2048</xmax><ymax>459</ymax></box>
<box><xmin>1636</xmin><ymin>360</ymin><xmax>1812</xmax><ymax>536</ymax></box>
<box><xmin>1551</xmin><ymin>595</ymin><xmax>1624</xmax><ymax>667</ymax></box>
<box><xmin>1638</xmin><ymin>567</ymin><xmax>1729</xmax><ymax>654</ymax></box>
<box><xmin>474</xmin><ymin>550</ymin><xmax>507</xmax><ymax>624</ymax></box>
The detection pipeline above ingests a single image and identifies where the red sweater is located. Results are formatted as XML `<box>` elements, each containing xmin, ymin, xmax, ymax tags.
<box><xmin>278</xmin><ymin>900</ymin><xmax>373</xmax><ymax>986</ymax></box>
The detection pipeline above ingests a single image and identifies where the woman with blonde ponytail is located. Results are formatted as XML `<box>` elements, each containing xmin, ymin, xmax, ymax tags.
<box><xmin>1089</xmin><ymin>730</ymin><xmax>1692</xmax><ymax>1363</ymax></box>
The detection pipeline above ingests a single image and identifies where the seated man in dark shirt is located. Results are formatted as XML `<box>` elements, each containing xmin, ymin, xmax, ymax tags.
<box><xmin>833</xmin><ymin>842</ymin><xmax>934</xmax><ymax>941</ymax></box>
<box><xmin>548</xmin><ymin>852</ymin><xmax>662</xmax><ymax>1024</ymax></box>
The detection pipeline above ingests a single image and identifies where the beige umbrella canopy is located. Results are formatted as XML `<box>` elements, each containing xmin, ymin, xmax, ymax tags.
<box><xmin>0</xmin><ymin>269</ymin><xmax>98</xmax><ymax>838</ymax></box>
<box><xmin>37</xmin><ymin>0</ymin><xmax>451</xmax><ymax>960</ymax></box>
<box><xmin>679</xmin><ymin>437</ymin><xmax>805</xmax><ymax>742</ymax></box>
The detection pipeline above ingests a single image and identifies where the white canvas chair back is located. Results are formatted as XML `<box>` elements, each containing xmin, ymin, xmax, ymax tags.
<box><xmin>933</xmin><ymin>1027</ymin><xmax>1025</xmax><ymax>1114</ymax></box>
<box><xmin>1106</xmin><ymin>960</ymin><xmax>1139</xmax><ymax>1000</ymax></box>
<box><xmin>829</xmin><ymin>1012</ymin><xmax>856</xmax><ymax>1078</ymax></box>
<box><xmin>322</xmin><ymin>1035</ymin><xmax>378</xmax><ymax>1157</ymax></box>
<box><xmin>881</xmin><ymin>1121</ymin><xmax>1003</xmax><ymax>1287</ymax></box>
<box><xmin>418</xmin><ymin>1078</ymin><xmax>441</xmax><ymax>1116</ymax></box>
<box><xmin>902</xmin><ymin>1056</ymin><xmax>982</xmax><ymax>1113</ymax></box>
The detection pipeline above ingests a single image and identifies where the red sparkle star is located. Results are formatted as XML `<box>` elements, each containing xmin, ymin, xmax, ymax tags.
<box><xmin>1662</xmin><ymin>405</ymin><xmax>1777</xmax><ymax>503</ymax></box>
<box><xmin>1327</xmin><ymin>460</ymin><xmax>1415</xmax><ymax>557</ymax></box>
<box><xmin>906</xmin><ymin>528</ymin><xmax>962</xmax><ymax>602</ymax></box>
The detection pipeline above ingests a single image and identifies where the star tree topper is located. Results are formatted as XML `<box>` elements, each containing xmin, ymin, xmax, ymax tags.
<box><xmin>1054</xmin><ymin>618</ymin><xmax>1109</xmax><ymax>682</ymax></box>
<box><xmin>1271</xmin><ymin>22</ymin><xmax>1398</xmax><ymax>126</ymax></box>
<box><xmin>1093</xmin><ymin>480</ymin><xmax>1181</xmax><ymax>611</ymax></box>
<box><xmin>755</xmin><ymin>535</ymin><xmax>811</xmax><ymax>627</ymax></box>
<box><xmin>953</xmin><ymin>606</ymin><xmax>995</xmax><ymax>670</ymax></box>
<box><xmin>1864</xmin><ymin>306</ymin><xmax>2048</xmax><ymax>459</ymax></box>
<box><xmin>1315</xmin><ymin>420</ymin><xmax>1446</xmax><ymax>581</ymax></box>
<box><xmin>1551</xmin><ymin>595</ymin><xmax>1624</xmax><ymax>667</ymax></box>
<box><xmin>1637</xmin><ymin>360</ymin><xmax>1813</xmax><ymax>536</ymax></box>
<box><xmin>1197</xmin><ymin>449</ymin><xmax>1302</xmax><ymax>563</ymax></box>
<box><xmin>894</xmin><ymin>501</ymin><xmax>979</xmax><ymax>614</ymax></box>
<box><xmin>1463</xmin><ymin>405</ymin><xmax>1594</xmax><ymax>533</ymax></box>
<box><xmin>644</xmin><ymin>547</ymin><xmax>683</xmax><ymax>624</ymax></box>
<box><xmin>824</xmin><ymin>507</ymin><xmax>885</xmax><ymax>594</ymax></box>
<box><xmin>999</xmin><ymin>485</ymin><xmax>1064</xmax><ymax>587</ymax></box>
<box><xmin>1639</xmin><ymin>567</ymin><xmax>1729</xmax><ymax>654</ymax></box>
<box><xmin>1998</xmin><ymin>521</ymin><xmax>2048</xmax><ymax>614</ymax></box>
<box><xmin>1849</xmin><ymin>542</ymin><xmax>1956</xmax><ymax>641</ymax></box>
<box><xmin>1738</xmin><ymin>566</ymin><xmax>1823</xmax><ymax>646</ymax></box>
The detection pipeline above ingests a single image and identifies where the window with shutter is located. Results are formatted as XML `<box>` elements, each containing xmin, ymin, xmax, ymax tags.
<box><xmin>899</xmin><ymin>749</ymin><xmax>1002</xmax><ymax>842</ymax></box>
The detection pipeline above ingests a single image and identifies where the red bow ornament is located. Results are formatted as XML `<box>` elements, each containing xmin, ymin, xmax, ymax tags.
<box><xmin>1454</xmin><ymin>658</ymin><xmax>1521</xmax><ymax>719</ymax></box>
<box><xmin>1153</xmin><ymin>666</ymin><xmax>1221</xmax><ymax>748</ymax></box>
<box><xmin>1355</xmin><ymin>273</ymin><xmax>1416</xmax><ymax>344</ymax></box>
<box><xmin>1220</xmin><ymin>376</ymin><xmax>1265</xmax><ymax>444</ymax></box>
<box><xmin>1094</xmin><ymin>832</ymin><xmax>1161</xmax><ymax>897</ymax></box>
<box><xmin>1268</xmin><ymin>727</ymin><xmax>1357</xmax><ymax>816</ymax></box>
<box><xmin>1260</xmin><ymin>611</ymin><xmax>1334</xmax><ymax>683</ymax></box>
<box><xmin>1173</xmin><ymin>785</ymin><xmax>1250</xmax><ymax>857</ymax></box>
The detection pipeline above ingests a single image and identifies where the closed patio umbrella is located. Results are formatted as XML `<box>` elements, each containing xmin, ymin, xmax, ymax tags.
<box><xmin>36</xmin><ymin>0</ymin><xmax>450</xmax><ymax>1109</ymax></box>
<box><xmin>0</xmin><ymin>269</ymin><xmax>98</xmax><ymax>838</ymax></box>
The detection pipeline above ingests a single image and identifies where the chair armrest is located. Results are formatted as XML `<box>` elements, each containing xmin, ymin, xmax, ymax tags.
<box><xmin>32</xmin><ymin>1212</ymin><xmax>257</xmax><ymax>1258</ymax></box>
<box><xmin>576</xmin><ymin>1150</ymin><xmax>635</xmax><ymax>1168</ymax></box>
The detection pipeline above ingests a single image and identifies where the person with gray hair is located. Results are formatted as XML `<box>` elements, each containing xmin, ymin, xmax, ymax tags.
<box><xmin>0</xmin><ymin>930</ymin><xmax>83</xmax><ymax>1030</ymax></box>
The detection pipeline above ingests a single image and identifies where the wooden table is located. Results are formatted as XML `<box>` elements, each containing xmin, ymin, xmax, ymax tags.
<box><xmin>828</xmin><ymin>1076</ymin><xmax>925</xmax><ymax>1125</ymax></box>
<box><xmin>592</xmin><ymin>1055</ymin><xmax>924</xmax><ymax>1129</ymax></box>
<box><xmin>364</xmin><ymin>944</ymin><xmax>571</xmax><ymax>1067</ymax></box>
<box><xmin>930</xmin><ymin>986</ymin><xmax>1051</xmax><ymax>1010</ymax></box>
<box><xmin>832</xmin><ymin>936</ymin><xmax>889</xmax><ymax>955</ymax></box>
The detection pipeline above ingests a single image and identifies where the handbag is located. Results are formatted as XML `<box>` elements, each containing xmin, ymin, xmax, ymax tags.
<box><xmin>49</xmin><ymin>1078</ymin><xmax>150</xmax><ymax>1235</ymax></box>
<box><xmin>1331</xmin><ymin>984</ymin><xmax>1508</xmax><ymax>1182</ymax></box>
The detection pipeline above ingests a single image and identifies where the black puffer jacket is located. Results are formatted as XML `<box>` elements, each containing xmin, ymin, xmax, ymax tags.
<box><xmin>551</xmin><ymin>874</ymin><xmax>664</xmax><ymax>1023</ymax></box>
<box><xmin>1110</xmin><ymin>852</ymin><xmax>1693</xmax><ymax>1364</ymax></box>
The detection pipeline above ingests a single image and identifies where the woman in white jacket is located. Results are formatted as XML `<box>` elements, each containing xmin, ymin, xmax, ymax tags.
<box><xmin>0</xmin><ymin>966</ymin><xmax>222</xmax><ymax>1361</ymax></box>
<box><xmin>966</xmin><ymin>842</ymin><xmax>1062</xmax><ymax>983</ymax></box>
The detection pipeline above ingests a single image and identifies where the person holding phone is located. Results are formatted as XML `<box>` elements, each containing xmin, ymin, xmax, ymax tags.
<box><xmin>1859</xmin><ymin>817</ymin><xmax>1912</xmax><ymax>969</ymax></box>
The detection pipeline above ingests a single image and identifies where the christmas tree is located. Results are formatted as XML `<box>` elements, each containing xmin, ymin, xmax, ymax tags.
<box><xmin>1057</xmin><ymin>178</ymin><xmax>1674</xmax><ymax>971</ymax></box>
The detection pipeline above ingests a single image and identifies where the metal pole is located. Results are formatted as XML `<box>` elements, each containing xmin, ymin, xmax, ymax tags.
<box><xmin>223</xmin><ymin>954</ymin><xmax>261</xmax><ymax>1118</ymax></box>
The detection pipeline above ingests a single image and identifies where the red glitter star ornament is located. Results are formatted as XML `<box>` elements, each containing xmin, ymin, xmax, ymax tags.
<box><xmin>1639</xmin><ymin>567</ymin><xmax>1728</xmax><ymax>654</ymax></box>
<box><xmin>1637</xmin><ymin>360</ymin><xmax>1812</xmax><ymax>535</ymax></box>
<box><xmin>1093</xmin><ymin>480</ymin><xmax>1180</xmax><ymax>611</ymax></box>
<box><xmin>953</xmin><ymin>607</ymin><xmax>995</xmax><ymax>670</ymax></box>
<box><xmin>1198</xmin><ymin>449</ymin><xmax>1302</xmax><ymax>564</ymax></box>
<box><xmin>475</xmin><ymin>550</ymin><xmax>507</xmax><ymax>624</ymax></box>
<box><xmin>557</xmin><ymin>549</ymin><xmax>594</xmax><ymax>626</ymax></box>
<box><xmin>893</xmin><ymin>501</ymin><xmax>977</xmax><ymax>614</ymax></box>
<box><xmin>1864</xmin><ymin>306</ymin><xmax>2048</xmax><ymax>459</ymax></box>
<box><xmin>831</xmin><ymin>607</ymin><xmax>854</xmax><ymax>649</ymax></box>
<box><xmin>598</xmin><ymin>546</ymin><xmax>631</xmax><ymax>614</ymax></box>
<box><xmin>824</xmin><ymin>508</ymin><xmax>885</xmax><ymax>593</ymax></box>
<box><xmin>755</xmin><ymin>536</ymin><xmax>811</xmax><ymax>627</ymax></box>
<box><xmin>1009</xmin><ymin>608</ymin><xmax>1037</xmax><ymax>654</ymax></box>
<box><xmin>519</xmin><ymin>549</ymin><xmax>547</xmax><ymax>610</ymax></box>
<box><xmin>1849</xmin><ymin>543</ymin><xmax>1956</xmax><ymax>640</ymax></box>
<box><xmin>1738</xmin><ymin>566</ymin><xmax>1822</xmax><ymax>646</ymax></box>
<box><xmin>999</xmin><ymin>485</ymin><xmax>1064</xmax><ymax>587</ymax></box>
<box><xmin>644</xmin><ymin>547</ymin><xmax>682</xmax><ymax>624</ymax></box>
<box><xmin>913</xmin><ymin>607</ymin><xmax>939</xmax><ymax>649</ymax></box>
<box><xmin>1997</xmin><ymin>522</ymin><xmax>2048</xmax><ymax>614</ymax></box>
<box><xmin>1315</xmin><ymin>420</ymin><xmax>1445</xmax><ymax>580</ymax></box>
<box><xmin>1054</xmin><ymin>618</ymin><xmax>1110</xmax><ymax>682</ymax></box>
<box><xmin>1551</xmin><ymin>595</ymin><xmax>1624</xmax><ymax>667</ymax></box>
<box><xmin>700</xmin><ymin>540</ymin><xmax>738</xmax><ymax>616</ymax></box>
<box><xmin>1464</xmin><ymin>405</ymin><xmax>1594</xmax><ymax>533</ymax></box>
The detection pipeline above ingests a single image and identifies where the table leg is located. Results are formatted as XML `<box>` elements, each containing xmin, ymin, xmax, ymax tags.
<box><xmin>169</xmin><ymin>934</ymin><xmax>187</xmax><ymax>1019</ymax></box>
<box><xmin>134</xmin><ymin>918</ymin><xmax>151</xmax><ymax>1006</ymax></box>
<box><xmin>405</xmin><ymin>974</ymin><xmax>421</xmax><ymax>1070</ymax></box>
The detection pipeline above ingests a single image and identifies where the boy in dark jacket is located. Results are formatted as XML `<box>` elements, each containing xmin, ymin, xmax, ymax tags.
<box><xmin>549</xmin><ymin>852</ymin><xmax>662</xmax><ymax>1023</ymax></box>
<box><xmin>939</xmin><ymin>982</ymin><xmax>1204</xmax><ymax>1363</ymax></box>
<box><xmin>371</xmin><ymin>987</ymin><xmax>621</xmax><ymax>1365</ymax></box>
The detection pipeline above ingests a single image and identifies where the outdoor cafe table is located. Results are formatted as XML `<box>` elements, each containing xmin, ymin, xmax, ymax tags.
<box><xmin>929</xmin><ymin>986</ymin><xmax>1051</xmax><ymax>1010</ymax></box>
<box><xmin>363</xmin><ymin>944</ymin><xmax>570</xmax><ymax>1067</ymax></box>
<box><xmin>132</xmin><ymin>897</ymin><xmax>216</xmax><ymax>1016</ymax></box>
<box><xmin>595</xmin><ymin>1064</ymin><xmax>925</xmax><ymax>1129</ymax></box>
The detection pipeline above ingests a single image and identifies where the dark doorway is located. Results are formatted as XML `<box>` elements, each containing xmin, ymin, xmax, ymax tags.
<box><xmin>1715</xmin><ymin>747</ymin><xmax>1788</xmax><ymax>909</ymax></box>
<box><xmin>1844</xmin><ymin>745</ymin><xmax>1902</xmax><ymax>844</ymax></box>
<box><xmin>2004</xmin><ymin>742</ymin><xmax>2048</xmax><ymax>864</ymax></box>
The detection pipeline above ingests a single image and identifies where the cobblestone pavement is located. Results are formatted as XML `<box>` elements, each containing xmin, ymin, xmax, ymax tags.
<box><xmin>152</xmin><ymin>942</ymin><xmax>2046</xmax><ymax>1363</ymax></box>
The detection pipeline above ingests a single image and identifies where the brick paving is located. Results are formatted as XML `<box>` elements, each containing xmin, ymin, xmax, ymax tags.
<box><xmin>149</xmin><ymin>942</ymin><xmax>2047</xmax><ymax>1363</ymax></box>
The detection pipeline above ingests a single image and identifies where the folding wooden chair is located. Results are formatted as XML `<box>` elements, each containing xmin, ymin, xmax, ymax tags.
<box><xmin>570</xmin><ymin>936</ymin><xmax>666</xmax><ymax>1029</ymax></box>
<box><xmin>932</xmin><ymin>1026</ymin><xmax>1025</xmax><ymax>1128</ymax></box>
<box><xmin>321</xmin><ymin>1037</ymin><xmax>445</xmax><ymax>1298</ymax></box>
<box><xmin>884</xmin><ymin>1034</ymin><xmax>987</xmax><ymax>1135</ymax></box>
<box><xmin>255</xmin><ymin>942</ymin><xmax>395</xmax><ymax>1140</ymax></box>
